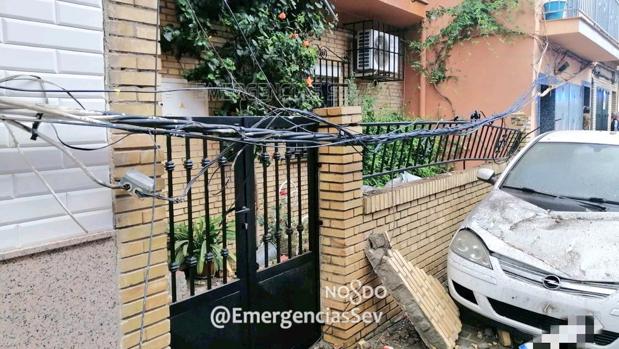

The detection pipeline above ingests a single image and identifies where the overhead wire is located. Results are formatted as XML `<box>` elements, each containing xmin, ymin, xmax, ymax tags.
<box><xmin>0</xmin><ymin>102</ymin><xmax>531</xmax><ymax>205</ymax></box>
<box><xmin>0</xmin><ymin>93</ymin><xmax>535</xmax><ymax>149</ymax></box>
<box><xmin>3</xmin><ymin>120</ymin><xmax>89</xmax><ymax>233</ymax></box>
<box><xmin>0</xmin><ymin>92</ymin><xmax>535</xmax><ymax>204</ymax></box>
<box><xmin>0</xmin><ymin>74</ymin><xmax>86</xmax><ymax>109</ymax></box>
<box><xmin>5</xmin><ymin>119</ymin><xmax>125</xmax><ymax>190</ymax></box>
<box><xmin>0</xmin><ymin>74</ymin><xmax>134</xmax><ymax>152</ymax></box>
<box><xmin>0</xmin><ymin>12</ymin><xmax>551</xmax><ymax>205</ymax></box>
<box><xmin>0</xmin><ymin>82</ymin><xmax>359</xmax><ymax>140</ymax></box>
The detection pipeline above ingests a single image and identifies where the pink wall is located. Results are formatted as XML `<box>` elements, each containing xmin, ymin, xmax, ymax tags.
<box><xmin>405</xmin><ymin>0</ymin><xmax>537</xmax><ymax>120</ymax></box>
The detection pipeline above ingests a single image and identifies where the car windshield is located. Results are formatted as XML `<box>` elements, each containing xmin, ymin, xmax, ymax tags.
<box><xmin>502</xmin><ymin>141</ymin><xmax>619</xmax><ymax>203</ymax></box>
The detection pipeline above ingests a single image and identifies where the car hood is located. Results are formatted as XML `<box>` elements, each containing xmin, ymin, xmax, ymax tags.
<box><xmin>465</xmin><ymin>189</ymin><xmax>619</xmax><ymax>282</ymax></box>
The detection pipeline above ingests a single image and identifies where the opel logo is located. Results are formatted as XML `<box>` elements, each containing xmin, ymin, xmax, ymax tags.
<box><xmin>543</xmin><ymin>275</ymin><xmax>562</xmax><ymax>290</ymax></box>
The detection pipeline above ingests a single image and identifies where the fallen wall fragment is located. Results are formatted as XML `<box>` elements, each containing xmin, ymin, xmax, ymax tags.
<box><xmin>365</xmin><ymin>232</ymin><xmax>462</xmax><ymax>349</ymax></box>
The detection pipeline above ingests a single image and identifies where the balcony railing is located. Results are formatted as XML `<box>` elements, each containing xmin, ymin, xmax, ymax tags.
<box><xmin>544</xmin><ymin>0</ymin><xmax>619</xmax><ymax>44</ymax></box>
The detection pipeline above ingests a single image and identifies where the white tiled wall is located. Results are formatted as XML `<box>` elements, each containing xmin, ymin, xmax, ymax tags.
<box><xmin>0</xmin><ymin>0</ymin><xmax>112</xmax><ymax>251</ymax></box>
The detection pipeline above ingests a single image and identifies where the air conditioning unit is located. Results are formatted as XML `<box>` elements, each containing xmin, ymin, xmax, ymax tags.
<box><xmin>355</xmin><ymin>29</ymin><xmax>401</xmax><ymax>76</ymax></box>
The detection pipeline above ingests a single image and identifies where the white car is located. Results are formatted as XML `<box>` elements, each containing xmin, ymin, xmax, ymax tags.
<box><xmin>447</xmin><ymin>131</ymin><xmax>619</xmax><ymax>348</ymax></box>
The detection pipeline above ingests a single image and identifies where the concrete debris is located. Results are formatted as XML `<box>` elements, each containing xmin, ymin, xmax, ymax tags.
<box><xmin>384</xmin><ymin>172</ymin><xmax>421</xmax><ymax>188</ymax></box>
<box><xmin>496</xmin><ymin>330</ymin><xmax>512</xmax><ymax>347</ymax></box>
<box><xmin>362</xmin><ymin>185</ymin><xmax>376</xmax><ymax>192</ymax></box>
<box><xmin>356</xmin><ymin>339</ymin><xmax>369</xmax><ymax>349</ymax></box>
<box><xmin>366</xmin><ymin>232</ymin><xmax>462</xmax><ymax>349</ymax></box>
<box><xmin>310</xmin><ymin>340</ymin><xmax>334</xmax><ymax>349</ymax></box>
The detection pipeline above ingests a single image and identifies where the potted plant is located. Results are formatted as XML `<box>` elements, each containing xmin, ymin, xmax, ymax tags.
<box><xmin>543</xmin><ymin>0</ymin><xmax>567</xmax><ymax>20</ymax></box>
<box><xmin>173</xmin><ymin>216</ymin><xmax>236</xmax><ymax>279</ymax></box>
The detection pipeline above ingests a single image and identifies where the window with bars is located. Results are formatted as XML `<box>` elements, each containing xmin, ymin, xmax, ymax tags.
<box><xmin>313</xmin><ymin>45</ymin><xmax>351</xmax><ymax>107</ymax></box>
<box><xmin>314</xmin><ymin>20</ymin><xmax>406</xmax><ymax>108</ymax></box>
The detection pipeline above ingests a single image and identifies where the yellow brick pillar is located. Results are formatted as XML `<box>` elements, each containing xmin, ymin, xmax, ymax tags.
<box><xmin>510</xmin><ymin>112</ymin><xmax>532</xmax><ymax>148</ymax></box>
<box><xmin>105</xmin><ymin>0</ymin><xmax>171</xmax><ymax>348</ymax></box>
<box><xmin>315</xmin><ymin>107</ymin><xmax>370</xmax><ymax>349</ymax></box>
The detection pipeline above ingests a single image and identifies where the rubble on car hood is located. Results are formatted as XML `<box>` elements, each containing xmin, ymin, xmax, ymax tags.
<box><xmin>465</xmin><ymin>190</ymin><xmax>619</xmax><ymax>282</ymax></box>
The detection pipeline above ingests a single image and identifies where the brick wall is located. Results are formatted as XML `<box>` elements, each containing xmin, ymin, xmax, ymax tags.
<box><xmin>362</xmin><ymin>163</ymin><xmax>504</xmax><ymax>281</ymax></box>
<box><xmin>356</xmin><ymin>81</ymin><xmax>404</xmax><ymax>114</ymax></box>
<box><xmin>104</xmin><ymin>0</ymin><xmax>171</xmax><ymax>348</ymax></box>
<box><xmin>316</xmin><ymin>106</ymin><xmax>501</xmax><ymax>349</ymax></box>
<box><xmin>159</xmin><ymin>0</ymin><xmax>198</xmax><ymax>78</ymax></box>
<box><xmin>510</xmin><ymin>112</ymin><xmax>532</xmax><ymax>147</ymax></box>
<box><xmin>316</xmin><ymin>106</ymin><xmax>370</xmax><ymax>348</ymax></box>
<box><xmin>316</xmin><ymin>28</ymin><xmax>349</xmax><ymax>59</ymax></box>
<box><xmin>0</xmin><ymin>0</ymin><xmax>112</xmax><ymax>250</ymax></box>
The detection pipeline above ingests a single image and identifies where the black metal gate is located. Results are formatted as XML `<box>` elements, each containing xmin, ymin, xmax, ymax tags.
<box><xmin>166</xmin><ymin>117</ymin><xmax>321</xmax><ymax>349</ymax></box>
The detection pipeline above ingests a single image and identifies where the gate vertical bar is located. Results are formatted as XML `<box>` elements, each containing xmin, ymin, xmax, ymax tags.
<box><xmin>219</xmin><ymin>142</ymin><xmax>229</xmax><ymax>284</ymax></box>
<box><xmin>285</xmin><ymin>148</ymin><xmax>293</xmax><ymax>257</ymax></box>
<box><xmin>307</xmin><ymin>129</ymin><xmax>321</xmax><ymax>329</ymax></box>
<box><xmin>273</xmin><ymin>144</ymin><xmax>282</xmax><ymax>263</ymax></box>
<box><xmin>296</xmin><ymin>148</ymin><xmax>304</xmax><ymax>255</ymax></box>
<box><xmin>184</xmin><ymin>138</ymin><xmax>196</xmax><ymax>296</ymax></box>
<box><xmin>235</xmin><ymin>121</ymin><xmax>258</xmax><ymax>349</ymax></box>
<box><xmin>202</xmin><ymin>140</ymin><xmax>213</xmax><ymax>290</ymax></box>
<box><xmin>166</xmin><ymin>135</ymin><xmax>178</xmax><ymax>302</ymax></box>
<box><xmin>260</xmin><ymin>146</ymin><xmax>270</xmax><ymax>268</ymax></box>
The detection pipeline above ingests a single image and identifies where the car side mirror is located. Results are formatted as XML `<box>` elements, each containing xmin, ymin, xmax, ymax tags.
<box><xmin>477</xmin><ymin>168</ymin><xmax>496</xmax><ymax>184</ymax></box>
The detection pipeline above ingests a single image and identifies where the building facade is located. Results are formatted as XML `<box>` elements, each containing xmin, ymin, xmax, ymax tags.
<box><xmin>414</xmin><ymin>0</ymin><xmax>619</xmax><ymax>133</ymax></box>
<box><xmin>0</xmin><ymin>1</ymin><xmax>616</xmax><ymax>349</ymax></box>
<box><xmin>291</xmin><ymin>0</ymin><xmax>619</xmax><ymax>133</ymax></box>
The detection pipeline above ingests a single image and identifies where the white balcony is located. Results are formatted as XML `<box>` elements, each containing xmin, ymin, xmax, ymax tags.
<box><xmin>543</xmin><ymin>0</ymin><xmax>619</xmax><ymax>63</ymax></box>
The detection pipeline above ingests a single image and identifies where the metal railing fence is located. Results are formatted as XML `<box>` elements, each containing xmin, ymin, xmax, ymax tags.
<box><xmin>361</xmin><ymin>121</ymin><xmax>523</xmax><ymax>185</ymax></box>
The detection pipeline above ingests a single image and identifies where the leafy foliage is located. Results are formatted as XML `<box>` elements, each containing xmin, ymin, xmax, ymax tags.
<box><xmin>410</xmin><ymin>0</ymin><xmax>522</xmax><ymax>85</ymax></box>
<box><xmin>173</xmin><ymin>216</ymin><xmax>236</xmax><ymax>276</ymax></box>
<box><xmin>363</xmin><ymin>136</ymin><xmax>448</xmax><ymax>188</ymax></box>
<box><xmin>161</xmin><ymin>0</ymin><xmax>335</xmax><ymax>115</ymax></box>
<box><xmin>361</xmin><ymin>98</ymin><xmax>449</xmax><ymax>187</ymax></box>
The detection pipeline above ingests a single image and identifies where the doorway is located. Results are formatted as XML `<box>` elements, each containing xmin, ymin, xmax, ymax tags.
<box><xmin>595</xmin><ymin>87</ymin><xmax>610</xmax><ymax>131</ymax></box>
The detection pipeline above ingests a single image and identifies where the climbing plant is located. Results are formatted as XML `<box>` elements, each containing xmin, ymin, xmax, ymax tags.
<box><xmin>161</xmin><ymin>0</ymin><xmax>335</xmax><ymax>115</ymax></box>
<box><xmin>410</xmin><ymin>0</ymin><xmax>522</xmax><ymax>85</ymax></box>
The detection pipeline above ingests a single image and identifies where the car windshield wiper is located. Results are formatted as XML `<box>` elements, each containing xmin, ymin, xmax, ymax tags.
<box><xmin>565</xmin><ymin>196</ymin><xmax>619</xmax><ymax>209</ymax></box>
<box><xmin>502</xmin><ymin>186</ymin><xmax>607</xmax><ymax>212</ymax></box>
<box><xmin>502</xmin><ymin>186</ymin><xmax>559</xmax><ymax>198</ymax></box>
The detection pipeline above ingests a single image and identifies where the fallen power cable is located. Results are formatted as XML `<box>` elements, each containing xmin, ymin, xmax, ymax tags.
<box><xmin>0</xmin><ymin>97</ymin><xmax>527</xmax><ymax>201</ymax></box>
<box><xmin>0</xmin><ymin>71</ymin><xmax>537</xmax><ymax>202</ymax></box>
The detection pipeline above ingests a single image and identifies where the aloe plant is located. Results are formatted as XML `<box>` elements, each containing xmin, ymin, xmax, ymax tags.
<box><xmin>173</xmin><ymin>216</ymin><xmax>236</xmax><ymax>276</ymax></box>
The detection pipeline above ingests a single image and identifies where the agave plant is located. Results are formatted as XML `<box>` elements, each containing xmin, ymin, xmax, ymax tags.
<box><xmin>173</xmin><ymin>216</ymin><xmax>236</xmax><ymax>277</ymax></box>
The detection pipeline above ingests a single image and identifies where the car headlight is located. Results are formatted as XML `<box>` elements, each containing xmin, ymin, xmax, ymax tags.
<box><xmin>451</xmin><ymin>229</ymin><xmax>492</xmax><ymax>269</ymax></box>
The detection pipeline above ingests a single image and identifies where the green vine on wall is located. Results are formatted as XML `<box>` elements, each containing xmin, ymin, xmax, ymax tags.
<box><xmin>161</xmin><ymin>0</ymin><xmax>335</xmax><ymax>115</ymax></box>
<box><xmin>410</xmin><ymin>0</ymin><xmax>522</xmax><ymax>85</ymax></box>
